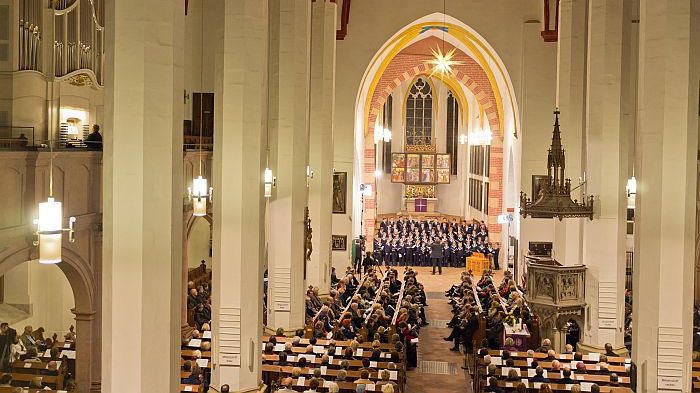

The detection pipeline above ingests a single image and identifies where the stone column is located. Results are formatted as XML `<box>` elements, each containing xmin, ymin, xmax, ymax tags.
<box><xmin>72</xmin><ymin>310</ymin><xmax>94</xmax><ymax>393</ymax></box>
<box><xmin>581</xmin><ymin>0</ymin><xmax>627</xmax><ymax>348</ymax></box>
<box><xmin>210</xmin><ymin>0</ymin><xmax>268</xmax><ymax>389</ymax></box>
<box><xmin>101</xmin><ymin>0</ymin><xmax>184</xmax><ymax>391</ymax></box>
<box><xmin>306</xmin><ymin>0</ymin><xmax>336</xmax><ymax>296</ymax></box>
<box><xmin>553</xmin><ymin>0</ymin><xmax>586</xmax><ymax>266</ymax></box>
<box><xmin>266</xmin><ymin>0</ymin><xmax>311</xmax><ymax>332</ymax></box>
<box><xmin>633</xmin><ymin>1</ymin><xmax>699</xmax><ymax>391</ymax></box>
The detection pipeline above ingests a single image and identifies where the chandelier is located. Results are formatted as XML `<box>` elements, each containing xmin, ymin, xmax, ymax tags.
<box><xmin>520</xmin><ymin>109</ymin><xmax>594</xmax><ymax>220</ymax></box>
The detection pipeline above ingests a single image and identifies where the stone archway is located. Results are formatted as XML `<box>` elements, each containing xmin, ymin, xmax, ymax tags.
<box><xmin>354</xmin><ymin>14</ymin><xmax>521</xmax><ymax>247</ymax></box>
<box><xmin>0</xmin><ymin>246</ymin><xmax>97</xmax><ymax>393</ymax></box>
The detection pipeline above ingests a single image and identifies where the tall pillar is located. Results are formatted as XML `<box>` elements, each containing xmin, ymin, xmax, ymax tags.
<box><xmin>633</xmin><ymin>1</ymin><xmax>699</xmax><ymax>391</ymax></box>
<box><xmin>307</xmin><ymin>0</ymin><xmax>336</xmax><ymax>296</ymax></box>
<box><xmin>581</xmin><ymin>0</ymin><xmax>627</xmax><ymax>348</ymax></box>
<box><xmin>210</xmin><ymin>0</ymin><xmax>267</xmax><ymax>390</ymax></box>
<box><xmin>266</xmin><ymin>0</ymin><xmax>311</xmax><ymax>332</ymax></box>
<box><xmin>554</xmin><ymin>0</ymin><xmax>586</xmax><ymax>266</ymax></box>
<box><xmin>72</xmin><ymin>310</ymin><xmax>95</xmax><ymax>393</ymax></box>
<box><xmin>102</xmin><ymin>0</ymin><xmax>184</xmax><ymax>391</ymax></box>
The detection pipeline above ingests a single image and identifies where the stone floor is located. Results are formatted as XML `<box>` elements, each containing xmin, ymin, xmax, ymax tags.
<box><xmin>404</xmin><ymin>267</ymin><xmax>505</xmax><ymax>393</ymax></box>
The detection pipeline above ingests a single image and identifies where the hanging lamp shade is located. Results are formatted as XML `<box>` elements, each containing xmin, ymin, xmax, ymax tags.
<box><xmin>35</xmin><ymin>197</ymin><xmax>76</xmax><ymax>264</ymax></box>
<box><xmin>191</xmin><ymin>175</ymin><xmax>209</xmax><ymax>217</ymax></box>
<box><xmin>264</xmin><ymin>168</ymin><xmax>275</xmax><ymax>198</ymax></box>
<box><xmin>37</xmin><ymin>197</ymin><xmax>63</xmax><ymax>264</ymax></box>
<box><xmin>626</xmin><ymin>176</ymin><xmax>636</xmax><ymax>196</ymax></box>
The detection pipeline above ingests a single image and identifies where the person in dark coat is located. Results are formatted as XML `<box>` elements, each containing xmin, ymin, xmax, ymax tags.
<box><xmin>84</xmin><ymin>124</ymin><xmax>103</xmax><ymax>150</ymax></box>
<box><xmin>430</xmin><ymin>241</ymin><xmax>444</xmax><ymax>275</ymax></box>
<box><xmin>362</xmin><ymin>252</ymin><xmax>374</xmax><ymax>275</ymax></box>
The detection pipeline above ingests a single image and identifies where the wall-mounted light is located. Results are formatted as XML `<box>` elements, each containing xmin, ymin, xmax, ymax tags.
<box><xmin>374</xmin><ymin>127</ymin><xmax>392</xmax><ymax>144</ymax></box>
<box><xmin>459</xmin><ymin>134</ymin><xmax>468</xmax><ymax>145</ymax></box>
<box><xmin>264</xmin><ymin>167</ymin><xmax>276</xmax><ymax>198</ymax></box>
<box><xmin>34</xmin><ymin>145</ymin><xmax>76</xmax><ymax>264</ymax></box>
<box><xmin>362</xmin><ymin>184</ymin><xmax>373</xmax><ymax>197</ymax></box>
<box><xmin>468</xmin><ymin>129</ymin><xmax>493</xmax><ymax>146</ymax></box>
<box><xmin>306</xmin><ymin>166</ymin><xmax>314</xmax><ymax>188</ymax></box>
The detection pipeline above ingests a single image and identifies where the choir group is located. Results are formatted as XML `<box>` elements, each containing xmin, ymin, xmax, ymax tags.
<box><xmin>372</xmin><ymin>217</ymin><xmax>500</xmax><ymax>268</ymax></box>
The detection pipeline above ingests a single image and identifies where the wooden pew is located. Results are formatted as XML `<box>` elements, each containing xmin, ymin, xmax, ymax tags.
<box><xmin>180</xmin><ymin>358</ymin><xmax>210</xmax><ymax>370</ymax></box>
<box><xmin>180</xmin><ymin>383</ymin><xmax>203</xmax><ymax>392</ymax></box>
<box><xmin>263</xmin><ymin>364</ymin><xmax>400</xmax><ymax>383</ymax></box>
<box><xmin>264</xmin><ymin>346</ymin><xmax>403</xmax><ymax>361</ymax></box>
<box><xmin>693</xmin><ymin>361</ymin><xmax>700</xmax><ymax>392</ymax></box>
<box><xmin>262</xmin><ymin>354</ymin><xmax>398</xmax><ymax>369</ymax></box>
<box><xmin>0</xmin><ymin>388</ymin><xmax>64</xmax><ymax>393</ymax></box>
<box><xmin>483</xmin><ymin>367</ymin><xmax>631</xmax><ymax>385</ymax></box>
<box><xmin>181</xmin><ymin>349</ymin><xmax>211</xmax><ymax>359</ymax></box>
<box><xmin>0</xmin><ymin>372</ymin><xmax>60</xmax><ymax>389</ymax></box>
<box><xmin>289</xmin><ymin>378</ymin><xmax>390</xmax><ymax>392</ymax></box>
<box><xmin>486</xmin><ymin>350</ymin><xmax>632</xmax><ymax>365</ymax></box>
<box><xmin>5</xmin><ymin>359</ymin><xmax>66</xmax><ymax>390</ymax></box>
<box><xmin>484</xmin><ymin>380</ymin><xmax>619</xmax><ymax>392</ymax></box>
<box><xmin>263</xmin><ymin>336</ymin><xmax>395</xmax><ymax>351</ymax></box>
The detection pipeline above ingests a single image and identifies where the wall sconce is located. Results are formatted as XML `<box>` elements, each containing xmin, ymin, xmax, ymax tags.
<box><xmin>373</xmin><ymin>127</ymin><xmax>392</xmax><ymax>144</ymax></box>
<box><xmin>264</xmin><ymin>167</ymin><xmax>276</xmax><ymax>198</ymax></box>
<box><xmin>459</xmin><ymin>134</ymin><xmax>468</xmax><ymax>145</ymax></box>
<box><xmin>361</xmin><ymin>184</ymin><xmax>372</xmax><ymax>197</ymax></box>
<box><xmin>468</xmin><ymin>129</ymin><xmax>493</xmax><ymax>146</ymax></box>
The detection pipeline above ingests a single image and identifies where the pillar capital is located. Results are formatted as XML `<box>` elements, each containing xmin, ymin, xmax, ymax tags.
<box><xmin>71</xmin><ymin>309</ymin><xmax>96</xmax><ymax>321</ymax></box>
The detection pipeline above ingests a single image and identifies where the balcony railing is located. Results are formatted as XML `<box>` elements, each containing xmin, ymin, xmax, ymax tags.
<box><xmin>0</xmin><ymin>126</ymin><xmax>36</xmax><ymax>150</ymax></box>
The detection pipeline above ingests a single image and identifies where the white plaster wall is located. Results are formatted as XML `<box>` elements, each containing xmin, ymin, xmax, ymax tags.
<box><xmin>184</xmin><ymin>0</ymin><xmax>216</xmax><ymax>121</ymax></box>
<box><xmin>3</xmin><ymin>263</ymin><xmax>29</xmax><ymax>305</ymax></box>
<box><xmin>331</xmin><ymin>160</ymin><xmax>353</xmax><ymax>272</ymax></box>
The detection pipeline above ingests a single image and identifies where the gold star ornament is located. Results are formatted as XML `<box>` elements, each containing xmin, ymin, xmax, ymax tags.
<box><xmin>425</xmin><ymin>46</ymin><xmax>463</xmax><ymax>77</ymax></box>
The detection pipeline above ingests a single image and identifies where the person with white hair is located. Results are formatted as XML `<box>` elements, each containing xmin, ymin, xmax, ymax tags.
<box><xmin>536</xmin><ymin>338</ymin><xmax>552</xmax><ymax>353</ymax></box>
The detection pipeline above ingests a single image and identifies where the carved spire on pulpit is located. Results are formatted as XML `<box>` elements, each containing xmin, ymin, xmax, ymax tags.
<box><xmin>520</xmin><ymin>109</ymin><xmax>594</xmax><ymax>220</ymax></box>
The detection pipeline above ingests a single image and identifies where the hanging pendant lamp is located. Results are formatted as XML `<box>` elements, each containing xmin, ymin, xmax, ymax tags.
<box><xmin>189</xmin><ymin>8</ymin><xmax>212</xmax><ymax>216</ymax></box>
<box><xmin>34</xmin><ymin>143</ymin><xmax>76</xmax><ymax>264</ymax></box>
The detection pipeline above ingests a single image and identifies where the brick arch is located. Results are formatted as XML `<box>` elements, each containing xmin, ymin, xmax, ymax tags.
<box><xmin>361</xmin><ymin>50</ymin><xmax>505</xmax><ymax>243</ymax></box>
<box><xmin>365</xmin><ymin>52</ymin><xmax>501</xmax><ymax>141</ymax></box>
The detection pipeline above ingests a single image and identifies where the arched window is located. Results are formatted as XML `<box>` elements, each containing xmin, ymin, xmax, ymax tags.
<box><xmin>405</xmin><ymin>78</ymin><xmax>432</xmax><ymax>146</ymax></box>
<box><xmin>446</xmin><ymin>91</ymin><xmax>459</xmax><ymax>175</ymax></box>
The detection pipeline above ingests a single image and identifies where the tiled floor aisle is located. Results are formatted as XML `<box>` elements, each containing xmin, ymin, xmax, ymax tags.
<box><xmin>404</xmin><ymin>267</ymin><xmax>505</xmax><ymax>393</ymax></box>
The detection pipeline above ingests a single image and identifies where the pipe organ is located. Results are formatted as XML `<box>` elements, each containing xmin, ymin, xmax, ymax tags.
<box><xmin>18</xmin><ymin>0</ymin><xmax>104</xmax><ymax>86</ymax></box>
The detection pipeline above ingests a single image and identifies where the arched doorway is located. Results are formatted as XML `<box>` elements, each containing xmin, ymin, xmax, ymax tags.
<box><xmin>187</xmin><ymin>216</ymin><xmax>212</xmax><ymax>269</ymax></box>
<box><xmin>0</xmin><ymin>246</ymin><xmax>97</xmax><ymax>392</ymax></box>
<box><xmin>353</xmin><ymin>13</ymin><xmax>521</xmax><ymax>255</ymax></box>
